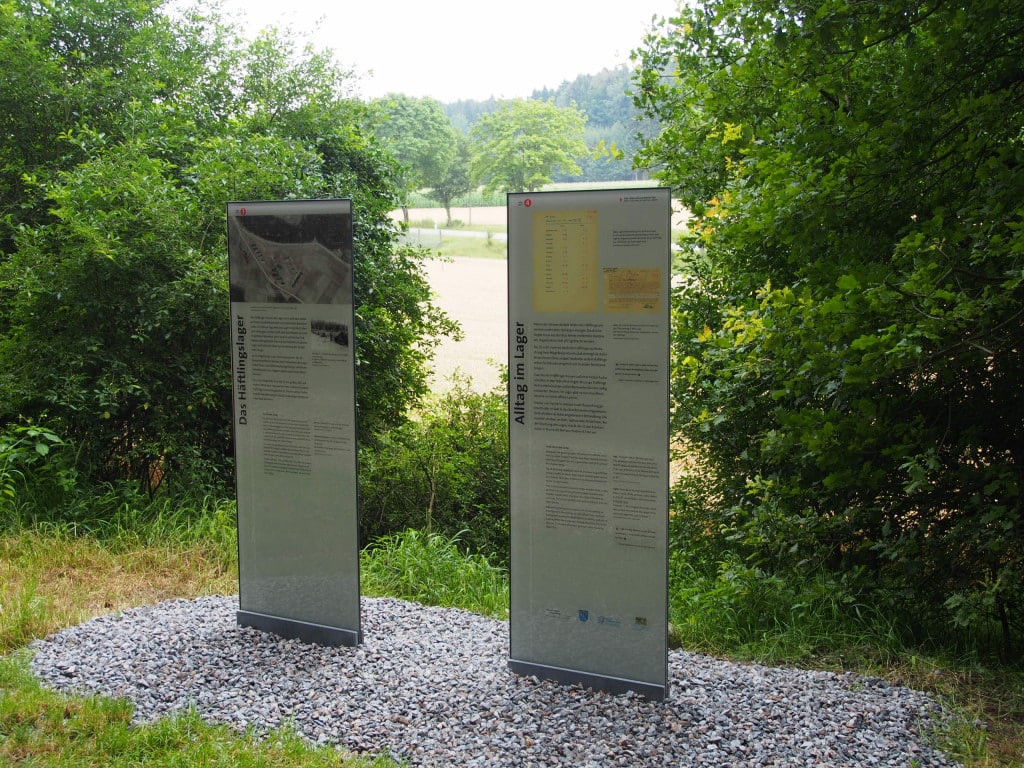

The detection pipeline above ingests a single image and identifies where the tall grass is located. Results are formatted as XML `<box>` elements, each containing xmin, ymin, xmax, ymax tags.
<box><xmin>668</xmin><ymin>556</ymin><xmax>908</xmax><ymax>667</ymax></box>
<box><xmin>0</xmin><ymin>577</ymin><xmax>48</xmax><ymax>651</ymax></box>
<box><xmin>361</xmin><ymin>529</ymin><xmax>508</xmax><ymax>620</ymax></box>
<box><xmin>0</xmin><ymin>492</ymin><xmax>239</xmax><ymax>658</ymax></box>
<box><xmin>1</xmin><ymin>480</ymin><xmax>1020</xmax><ymax>765</ymax></box>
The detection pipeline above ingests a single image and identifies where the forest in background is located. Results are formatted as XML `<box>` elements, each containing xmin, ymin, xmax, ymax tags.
<box><xmin>444</xmin><ymin>65</ymin><xmax>655</xmax><ymax>182</ymax></box>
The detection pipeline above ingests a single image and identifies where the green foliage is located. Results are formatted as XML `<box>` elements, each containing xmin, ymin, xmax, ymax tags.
<box><xmin>76</xmin><ymin>493</ymin><xmax>238</xmax><ymax>558</ymax></box>
<box><xmin>358</xmin><ymin>376</ymin><xmax>509</xmax><ymax>564</ymax></box>
<box><xmin>533</xmin><ymin>66</ymin><xmax>658</xmax><ymax>182</ymax></box>
<box><xmin>442</xmin><ymin>97</ymin><xmax>502</xmax><ymax>134</ymax></box>
<box><xmin>426</xmin><ymin>134</ymin><xmax>473</xmax><ymax>226</ymax></box>
<box><xmin>669</xmin><ymin>548</ymin><xmax>905</xmax><ymax>664</ymax></box>
<box><xmin>0</xmin><ymin>2</ymin><xmax>455</xmax><ymax>495</ymax></box>
<box><xmin>0</xmin><ymin>424</ymin><xmax>66</xmax><ymax>512</ymax></box>
<box><xmin>361</xmin><ymin>528</ymin><xmax>509</xmax><ymax>619</ymax></box>
<box><xmin>635</xmin><ymin>0</ymin><xmax>1024</xmax><ymax>654</ymax></box>
<box><xmin>0</xmin><ymin>0</ymin><xmax>213</xmax><ymax>252</ymax></box>
<box><xmin>2</xmin><ymin>134</ymin><xmax>234</xmax><ymax>494</ymax></box>
<box><xmin>371</xmin><ymin>94</ymin><xmax>459</xmax><ymax>218</ymax></box>
<box><xmin>353</xmin><ymin>240</ymin><xmax>459</xmax><ymax>442</ymax></box>
<box><xmin>0</xmin><ymin>579</ymin><xmax>49</xmax><ymax>651</ymax></box>
<box><xmin>446</xmin><ymin>69</ymin><xmax>659</xmax><ymax>183</ymax></box>
<box><xmin>2</xmin><ymin>480</ymin><xmax>238</xmax><ymax>567</ymax></box>
<box><xmin>468</xmin><ymin>99</ymin><xmax>589</xmax><ymax>193</ymax></box>
<box><xmin>533</xmin><ymin>67</ymin><xmax>635</xmax><ymax>127</ymax></box>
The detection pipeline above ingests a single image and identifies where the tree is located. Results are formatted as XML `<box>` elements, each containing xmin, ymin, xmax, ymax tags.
<box><xmin>533</xmin><ymin>67</ymin><xmax>636</xmax><ymax>128</ymax></box>
<box><xmin>427</xmin><ymin>134</ymin><xmax>472</xmax><ymax>226</ymax></box>
<box><xmin>533</xmin><ymin>68</ymin><xmax>660</xmax><ymax>182</ymax></box>
<box><xmin>371</xmin><ymin>94</ymin><xmax>459</xmax><ymax>222</ymax></box>
<box><xmin>0</xmin><ymin>0</ymin><xmax>237</xmax><ymax>254</ymax></box>
<box><xmin>443</xmin><ymin>97</ymin><xmax>501</xmax><ymax>134</ymax></box>
<box><xmin>634</xmin><ymin>0</ymin><xmax>1024</xmax><ymax>652</ymax></box>
<box><xmin>468</xmin><ymin>99</ymin><xmax>588</xmax><ymax>194</ymax></box>
<box><xmin>1</xmin><ymin>131</ymin><xmax>245</xmax><ymax>491</ymax></box>
<box><xmin>231</xmin><ymin>35</ymin><xmax>461</xmax><ymax>441</ymax></box>
<box><xmin>0</xmin><ymin>3</ymin><xmax>456</xmax><ymax>494</ymax></box>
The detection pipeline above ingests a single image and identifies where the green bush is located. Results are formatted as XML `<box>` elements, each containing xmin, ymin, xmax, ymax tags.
<box><xmin>636</xmin><ymin>0</ymin><xmax>1024</xmax><ymax>658</ymax></box>
<box><xmin>0</xmin><ymin>7</ymin><xmax>455</xmax><ymax>500</ymax></box>
<box><xmin>0</xmin><ymin>423</ymin><xmax>77</xmax><ymax>525</ymax></box>
<box><xmin>359</xmin><ymin>375</ymin><xmax>509</xmax><ymax>564</ymax></box>
<box><xmin>669</xmin><ymin>550</ymin><xmax>905</xmax><ymax>664</ymax></box>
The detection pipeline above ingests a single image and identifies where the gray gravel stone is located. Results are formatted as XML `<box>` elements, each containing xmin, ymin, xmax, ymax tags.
<box><xmin>29</xmin><ymin>595</ymin><xmax>960</xmax><ymax>767</ymax></box>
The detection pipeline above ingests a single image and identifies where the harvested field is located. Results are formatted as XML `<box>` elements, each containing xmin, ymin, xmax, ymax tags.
<box><xmin>423</xmin><ymin>255</ymin><xmax>506</xmax><ymax>393</ymax></box>
<box><xmin>414</xmin><ymin>201</ymin><xmax>689</xmax><ymax>395</ymax></box>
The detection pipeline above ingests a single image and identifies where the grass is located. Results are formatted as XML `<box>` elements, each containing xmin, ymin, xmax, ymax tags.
<box><xmin>400</xmin><ymin>227</ymin><xmax>507</xmax><ymax>260</ymax></box>
<box><xmin>0</xmin><ymin>648</ymin><xmax>396</xmax><ymax>767</ymax></box>
<box><xmin>361</xmin><ymin>528</ymin><xmax>508</xmax><ymax>619</ymax></box>
<box><xmin>904</xmin><ymin>659</ymin><xmax>1024</xmax><ymax>767</ymax></box>
<box><xmin>666</xmin><ymin>558</ymin><xmax>1024</xmax><ymax>766</ymax></box>
<box><xmin>0</xmin><ymin>523</ymin><xmax>236</xmax><ymax>652</ymax></box>
<box><xmin>432</xmin><ymin>234</ymin><xmax>506</xmax><ymax>260</ymax></box>
<box><xmin>0</xmin><ymin>499</ymin><xmax>402</xmax><ymax>767</ymax></box>
<box><xmin>0</xmin><ymin>505</ymin><xmax>504</xmax><ymax>768</ymax></box>
<box><xmin>1</xmin><ymin>498</ymin><xmax>1021</xmax><ymax>766</ymax></box>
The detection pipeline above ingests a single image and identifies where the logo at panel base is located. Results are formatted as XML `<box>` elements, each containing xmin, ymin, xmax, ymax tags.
<box><xmin>578</xmin><ymin>609</ymin><xmax>589</xmax><ymax>623</ymax></box>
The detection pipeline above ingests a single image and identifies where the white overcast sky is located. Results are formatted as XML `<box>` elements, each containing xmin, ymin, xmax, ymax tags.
<box><xmin>216</xmin><ymin>0</ymin><xmax>681</xmax><ymax>103</ymax></box>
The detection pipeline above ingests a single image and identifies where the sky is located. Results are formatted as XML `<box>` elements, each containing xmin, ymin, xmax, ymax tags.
<box><xmin>217</xmin><ymin>0</ymin><xmax>680</xmax><ymax>103</ymax></box>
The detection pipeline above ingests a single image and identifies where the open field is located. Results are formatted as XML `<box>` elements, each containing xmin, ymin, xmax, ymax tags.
<box><xmin>398</xmin><ymin>201</ymin><xmax>692</xmax><ymax>231</ymax></box>
<box><xmin>423</xmin><ymin>255</ymin><xmax>506</xmax><ymax>392</ymax></box>
<box><xmin>407</xmin><ymin>209</ymin><xmax>506</xmax><ymax>393</ymax></box>
<box><xmin>391</xmin><ymin>206</ymin><xmax>507</xmax><ymax>227</ymax></box>
<box><xmin>412</xmin><ymin>200</ymin><xmax>688</xmax><ymax>394</ymax></box>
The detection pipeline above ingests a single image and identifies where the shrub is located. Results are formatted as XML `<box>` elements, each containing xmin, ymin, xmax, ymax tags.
<box><xmin>359</xmin><ymin>374</ymin><xmax>509</xmax><ymax>564</ymax></box>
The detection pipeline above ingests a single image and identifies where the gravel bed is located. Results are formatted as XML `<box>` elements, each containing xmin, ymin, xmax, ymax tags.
<box><xmin>29</xmin><ymin>595</ymin><xmax>959</xmax><ymax>767</ymax></box>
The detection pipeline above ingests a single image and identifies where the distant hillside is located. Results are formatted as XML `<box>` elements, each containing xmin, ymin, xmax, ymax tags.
<box><xmin>443</xmin><ymin>66</ymin><xmax>658</xmax><ymax>182</ymax></box>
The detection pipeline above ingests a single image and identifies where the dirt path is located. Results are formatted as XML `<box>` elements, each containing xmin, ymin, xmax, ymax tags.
<box><xmin>423</xmin><ymin>256</ymin><xmax>507</xmax><ymax>393</ymax></box>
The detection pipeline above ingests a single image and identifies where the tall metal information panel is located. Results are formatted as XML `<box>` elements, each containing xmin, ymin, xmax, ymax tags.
<box><xmin>228</xmin><ymin>199</ymin><xmax>360</xmax><ymax>646</ymax></box>
<box><xmin>507</xmin><ymin>188</ymin><xmax>671</xmax><ymax>699</ymax></box>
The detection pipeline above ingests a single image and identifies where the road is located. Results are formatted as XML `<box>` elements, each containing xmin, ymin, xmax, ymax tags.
<box><xmin>406</xmin><ymin>227</ymin><xmax>506</xmax><ymax>241</ymax></box>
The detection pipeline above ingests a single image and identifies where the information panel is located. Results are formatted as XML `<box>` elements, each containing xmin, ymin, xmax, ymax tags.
<box><xmin>227</xmin><ymin>199</ymin><xmax>360</xmax><ymax>646</ymax></box>
<box><xmin>507</xmin><ymin>189</ymin><xmax>670</xmax><ymax>699</ymax></box>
